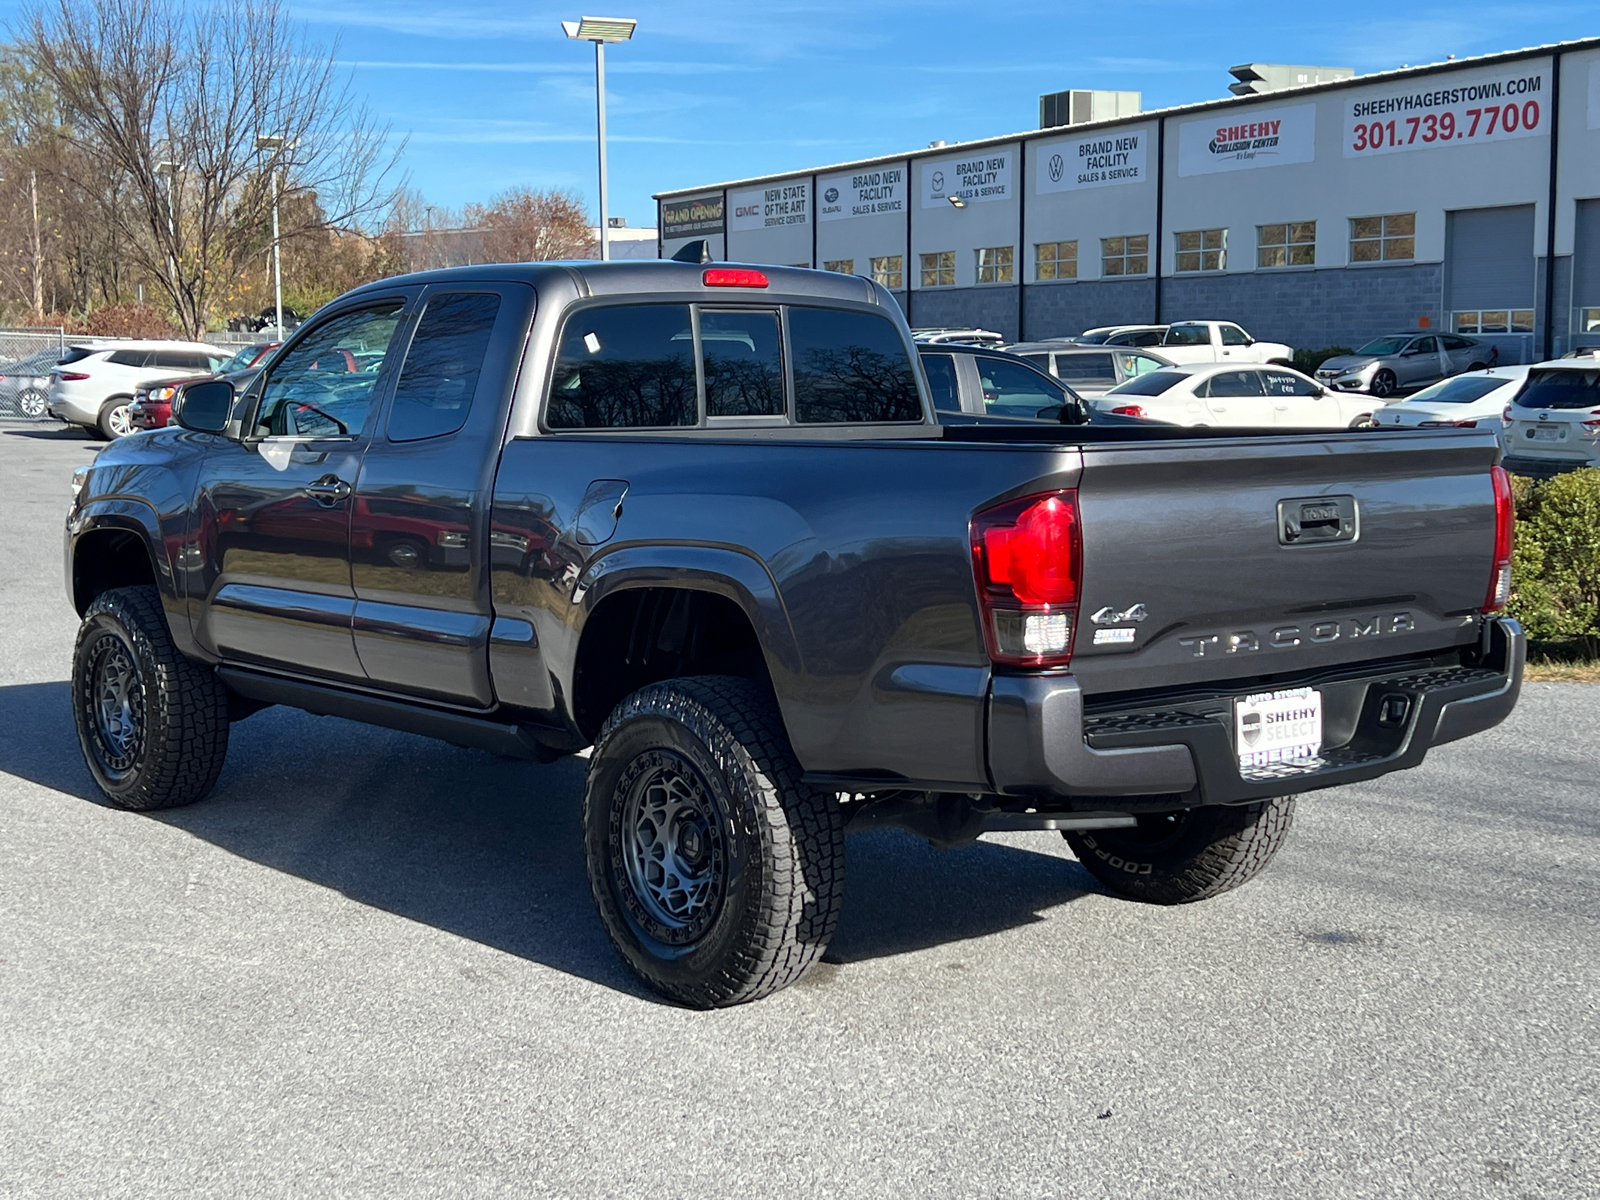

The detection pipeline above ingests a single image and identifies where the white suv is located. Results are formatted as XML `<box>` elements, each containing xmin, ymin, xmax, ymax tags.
<box><xmin>49</xmin><ymin>341</ymin><xmax>227</xmax><ymax>438</ymax></box>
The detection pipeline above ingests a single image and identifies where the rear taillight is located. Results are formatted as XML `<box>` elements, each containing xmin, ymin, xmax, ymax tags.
<box><xmin>1484</xmin><ymin>465</ymin><xmax>1514</xmax><ymax>612</ymax></box>
<box><xmin>1582</xmin><ymin>410</ymin><xmax>1600</xmax><ymax>432</ymax></box>
<box><xmin>1501</xmin><ymin>405</ymin><xmax>1515</xmax><ymax>426</ymax></box>
<box><xmin>971</xmin><ymin>491</ymin><xmax>1082</xmax><ymax>667</ymax></box>
<box><xmin>1109</xmin><ymin>404</ymin><xmax>1146</xmax><ymax>418</ymax></box>
<box><xmin>703</xmin><ymin>268</ymin><xmax>769</xmax><ymax>288</ymax></box>
<box><xmin>57</xmin><ymin>371</ymin><xmax>90</xmax><ymax>381</ymax></box>
<box><xmin>1420</xmin><ymin>419</ymin><xmax>1478</xmax><ymax>428</ymax></box>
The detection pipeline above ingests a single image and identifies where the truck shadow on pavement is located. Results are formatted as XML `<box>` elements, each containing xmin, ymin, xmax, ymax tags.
<box><xmin>0</xmin><ymin>680</ymin><xmax>1100</xmax><ymax>1000</ymax></box>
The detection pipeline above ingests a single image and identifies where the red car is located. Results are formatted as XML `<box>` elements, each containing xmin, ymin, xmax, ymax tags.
<box><xmin>129</xmin><ymin>343</ymin><xmax>279</xmax><ymax>429</ymax></box>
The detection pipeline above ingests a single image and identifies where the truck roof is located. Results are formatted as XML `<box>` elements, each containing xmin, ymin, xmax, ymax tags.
<box><xmin>343</xmin><ymin>259</ymin><xmax>893</xmax><ymax>307</ymax></box>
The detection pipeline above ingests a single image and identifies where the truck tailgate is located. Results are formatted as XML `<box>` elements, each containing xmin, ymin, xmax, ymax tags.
<box><xmin>1069</xmin><ymin>429</ymin><xmax>1501</xmax><ymax>696</ymax></box>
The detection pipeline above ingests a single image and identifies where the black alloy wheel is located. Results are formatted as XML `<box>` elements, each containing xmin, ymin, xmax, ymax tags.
<box><xmin>1370</xmin><ymin>369</ymin><xmax>1398</xmax><ymax>399</ymax></box>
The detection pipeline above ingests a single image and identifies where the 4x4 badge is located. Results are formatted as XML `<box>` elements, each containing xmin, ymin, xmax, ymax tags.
<box><xmin>1091</xmin><ymin>603</ymin><xmax>1148</xmax><ymax>625</ymax></box>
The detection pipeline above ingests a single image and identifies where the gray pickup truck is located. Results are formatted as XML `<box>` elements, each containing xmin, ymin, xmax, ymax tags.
<box><xmin>64</xmin><ymin>261</ymin><xmax>1523</xmax><ymax>1007</ymax></box>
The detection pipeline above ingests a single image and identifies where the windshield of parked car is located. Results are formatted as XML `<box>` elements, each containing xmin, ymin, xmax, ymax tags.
<box><xmin>219</xmin><ymin>345</ymin><xmax>264</xmax><ymax>373</ymax></box>
<box><xmin>1513</xmin><ymin>368</ymin><xmax>1600</xmax><ymax>410</ymax></box>
<box><xmin>1107</xmin><ymin>370</ymin><xmax>1186</xmax><ymax>396</ymax></box>
<box><xmin>1162</xmin><ymin>324</ymin><xmax>1211</xmax><ymax>346</ymax></box>
<box><xmin>1356</xmin><ymin>336</ymin><xmax>1412</xmax><ymax>356</ymax></box>
<box><xmin>1403</xmin><ymin>376</ymin><xmax>1510</xmax><ymax>404</ymax></box>
<box><xmin>1074</xmin><ymin>331</ymin><xmax>1111</xmax><ymax>344</ymax></box>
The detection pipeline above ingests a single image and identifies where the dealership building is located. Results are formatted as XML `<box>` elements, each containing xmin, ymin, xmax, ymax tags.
<box><xmin>655</xmin><ymin>38</ymin><xmax>1600</xmax><ymax>361</ymax></box>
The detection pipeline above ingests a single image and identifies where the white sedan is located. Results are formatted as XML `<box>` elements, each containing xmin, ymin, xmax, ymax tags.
<box><xmin>1372</xmin><ymin>366</ymin><xmax>1529</xmax><ymax>430</ymax></box>
<box><xmin>1096</xmin><ymin>362</ymin><xmax>1383</xmax><ymax>428</ymax></box>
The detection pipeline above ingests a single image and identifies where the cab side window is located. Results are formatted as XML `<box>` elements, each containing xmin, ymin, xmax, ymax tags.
<box><xmin>920</xmin><ymin>353</ymin><xmax>961</xmax><ymax>413</ymax></box>
<box><xmin>254</xmin><ymin>303</ymin><xmax>404</xmax><ymax>438</ymax></box>
<box><xmin>1219</xmin><ymin>325</ymin><xmax>1251</xmax><ymax>346</ymax></box>
<box><xmin>387</xmin><ymin>292</ymin><xmax>503</xmax><ymax>441</ymax></box>
<box><xmin>1053</xmin><ymin>353</ymin><xmax>1115</xmax><ymax>386</ymax></box>
<box><xmin>790</xmin><ymin>307</ymin><xmax>921</xmax><ymax>424</ymax></box>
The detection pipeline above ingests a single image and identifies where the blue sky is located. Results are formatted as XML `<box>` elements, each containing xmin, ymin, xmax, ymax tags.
<box><xmin>13</xmin><ymin>1</ymin><xmax>1600</xmax><ymax>227</ymax></box>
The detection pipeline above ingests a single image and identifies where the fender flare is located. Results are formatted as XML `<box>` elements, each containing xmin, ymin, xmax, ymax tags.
<box><xmin>572</xmin><ymin>542</ymin><xmax>805</xmax><ymax>683</ymax></box>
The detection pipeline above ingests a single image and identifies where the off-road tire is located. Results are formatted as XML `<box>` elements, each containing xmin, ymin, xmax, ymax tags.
<box><xmin>1370</xmin><ymin>369</ymin><xmax>1398</xmax><ymax>399</ymax></box>
<box><xmin>1065</xmin><ymin>797</ymin><xmax>1296</xmax><ymax>905</ymax></box>
<box><xmin>97</xmin><ymin>396</ymin><xmax>135</xmax><ymax>439</ymax></box>
<box><xmin>583</xmin><ymin>675</ymin><xmax>845</xmax><ymax>1008</ymax></box>
<box><xmin>72</xmin><ymin>585</ymin><xmax>229</xmax><ymax>810</ymax></box>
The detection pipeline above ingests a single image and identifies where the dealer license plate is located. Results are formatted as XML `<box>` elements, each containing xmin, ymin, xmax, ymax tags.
<box><xmin>1235</xmin><ymin>687</ymin><xmax>1322</xmax><ymax>773</ymax></box>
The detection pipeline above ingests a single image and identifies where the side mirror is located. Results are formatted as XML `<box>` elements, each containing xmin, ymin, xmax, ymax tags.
<box><xmin>175</xmin><ymin>379</ymin><xmax>235</xmax><ymax>434</ymax></box>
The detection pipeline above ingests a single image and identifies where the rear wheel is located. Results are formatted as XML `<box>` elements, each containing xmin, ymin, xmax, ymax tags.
<box><xmin>1369</xmin><ymin>369</ymin><xmax>1397</xmax><ymax>399</ymax></box>
<box><xmin>98</xmin><ymin>396</ymin><xmax>135</xmax><ymax>439</ymax></box>
<box><xmin>17</xmin><ymin>387</ymin><xmax>47</xmax><ymax>419</ymax></box>
<box><xmin>1064</xmin><ymin>797</ymin><xmax>1296</xmax><ymax>904</ymax></box>
<box><xmin>1348</xmin><ymin>412</ymin><xmax>1377</xmax><ymax>429</ymax></box>
<box><xmin>72</xmin><ymin>585</ymin><xmax>230</xmax><ymax>810</ymax></box>
<box><xmin>583</xmin><ymin>676</ymin><xmax>845</xmax><ymax>1007</ymax></box>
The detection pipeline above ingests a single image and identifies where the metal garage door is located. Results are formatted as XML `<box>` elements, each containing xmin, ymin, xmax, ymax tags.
<box><xmin>1446</xmin><ymin>205</ymin><xmax>1535</xmax><ymax>361</ymax></box>
<box><xmin>1574</xmin><ymin>199</ymin><xmax>1600</xmax><ymax>349</ymax></box>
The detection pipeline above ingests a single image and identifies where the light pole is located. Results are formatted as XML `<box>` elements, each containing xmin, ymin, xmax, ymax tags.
<box><xmin>154</xmin><ymin>160</ymin><xmax>179</xmax><ymax>294</ymax></box>
<box><xmin>254</xmin><ymin>135</ymin><xmax>286</xmax><ymax>340</ymax></box>
<box><xmin>561</xmin><ymin>16</ymin><xmax>637</xmax><ymax>262</ymax></box>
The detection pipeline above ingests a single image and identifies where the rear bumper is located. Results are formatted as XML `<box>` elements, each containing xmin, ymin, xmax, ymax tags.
<box><xmin>1502</xmin><ymin>453</ymin><xmax>1598</xmax><ymax>480</ymax></box>
<box><xmin>988</xmin><ymin>617</ymin><xmax>1523</xmax><ymax>808</ymax></box>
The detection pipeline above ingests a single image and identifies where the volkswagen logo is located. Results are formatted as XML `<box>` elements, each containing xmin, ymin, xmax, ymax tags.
<box><xmin>931</xmin><ymin>170</ymin><xmax>945</xmax><ymax>192</ymax></box>
<box><xmin>824</xmin><ymin>186</ymin><xmax>839</xmax><ymax>203</ymax></box>
<box><xmin>1048</xmin><ymin>153</ymin><xmax>1064</xmax><ymax>183</ymax></box>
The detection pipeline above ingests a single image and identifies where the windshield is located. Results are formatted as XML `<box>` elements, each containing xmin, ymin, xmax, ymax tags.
<box><xmin>1356</xmin><ymin>336</ymin><xmax>1412</xmax><ymax>356</ymax></box>
<box><xmin>218</xmin><ymin>345</ymin><xmax>263</xmax><ymax>373</ymax></box>
<box><xmin>1402</xmin><ymin>376</ymin><xmax>1509</xmax><ymax>404</ymax></box>
<box><xmin>1107</xmin><ymin>370</ymin><xmax>1186</xmax><ymax>397</ymax></box>
<box><xmin>1513</xmin><ymin>367</ymin><xmax>1600</xmax><ymax>410</ymax></box>
<box><xmin>1162</xmin><ymin>324</ymin><xmax>1210</xmax><ymax>346</ymax></box>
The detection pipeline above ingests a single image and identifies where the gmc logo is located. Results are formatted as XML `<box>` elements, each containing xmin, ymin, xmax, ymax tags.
<box><xmin>1178</xmin><ymin>612</ymin><xmax>1414</xmax><ymax>658</ymax></box>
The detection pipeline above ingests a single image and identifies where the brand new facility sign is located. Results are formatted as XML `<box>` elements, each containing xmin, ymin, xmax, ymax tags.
<box><xmin>1035</xmin><ymin>129</ymin><xmax>1149</xmax><ymax>193</ymax></box>
<box><xmin>922</xmin><ymin>151</ymin><xmax>1012</xmax><ymax>207</ymax></box>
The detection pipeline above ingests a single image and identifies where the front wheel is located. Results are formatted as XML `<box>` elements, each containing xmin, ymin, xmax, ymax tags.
<box><xmin>1064</xmin><ymin>797</ymin><xmax>1296</xmax><ymax>904</ymax></box>
<box><xmin>583</xmin><ymin>676</ymin><xmax>845</xmax><ymax>1008</ymax></box>
<box><xmin>72</xmin><ymin>585</ymin><xmax>230</xmax><ymax>810</ymax></box>
<box><xmin>1369</xmin><ymin>369</ymin><xmax>1397</xmax><ymax>399</ymax></box>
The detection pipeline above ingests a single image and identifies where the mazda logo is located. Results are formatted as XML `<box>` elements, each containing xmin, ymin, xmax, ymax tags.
<box><xmin>931</xmin><ymin>170</ymin><xmax>945</xmax><ymax>192</ymax></box>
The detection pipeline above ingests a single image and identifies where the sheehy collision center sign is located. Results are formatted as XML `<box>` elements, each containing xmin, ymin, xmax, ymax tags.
<box><xmin>1177</xmin><ymin>104</ymin><xmax>1316</xmax><ymax>176</ymax></box>
<box><xmin>922</xmin><ymin>151</ymin><xmax>1012</xmax><ymax>207</ymax></box>
<box><xmin>818</xmin><ymin>167</ymin><xmax>905</xmax><ymax>222</ymax></box>
<box><xmin>1343</xmin><ymin>65</ymin><xmax>1550</xmax><ymax>157</ymax></box>
<box><xmin>728</xmin><ymin>182</ymin><xmax>810</xmax><ymax>232</ymax></box>
<box><xmin>1035</xmin><ymin>129</ymin><xmax>1148</xmax><ymax>193</ymax></box>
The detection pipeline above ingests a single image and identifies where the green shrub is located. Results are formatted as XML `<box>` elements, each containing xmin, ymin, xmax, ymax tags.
<box><xmin>1293</xmin><ymin>346</ymin><xmax>1353</xmax><ymax>375</ymax></box>
<box><xmin>1508</xmin><ymin>468</ymin><xmax>1600</xmax><ymax>656</ymax></box>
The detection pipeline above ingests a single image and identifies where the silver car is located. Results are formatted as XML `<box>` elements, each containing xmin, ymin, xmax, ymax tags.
<box><xmin>1315</xmin><ymin>332</ymin><xmax>1490</xmax><ymax>398</ymax></box>
<box><xmin>1008</xmin><ymin>343</ymin><xmax>1174</xmax><ymax>398</ymax></box>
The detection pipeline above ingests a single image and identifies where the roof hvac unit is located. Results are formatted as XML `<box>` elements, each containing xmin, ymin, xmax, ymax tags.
<box><xmin>1039</xmin><ymin>89</ymin><xmax>1142</xmax><ymax>130</ymax></box>
<box><xmin>1227</xmin><ymin>63</ymin><xmax>1354</xmax><ymax>95</ymax></box>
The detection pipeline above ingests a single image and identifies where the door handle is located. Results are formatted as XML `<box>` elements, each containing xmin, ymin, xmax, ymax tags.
<box><xmin>305</xmin><ymin>474</ymin><xmax>352</xmax><ymax>505</ymax></box>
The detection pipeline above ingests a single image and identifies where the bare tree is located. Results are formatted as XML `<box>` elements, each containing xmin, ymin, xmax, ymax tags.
<box><xmin>468</xmin><ymin>187</ymin><xmax>595</xmax><ymax>263</ymax></box>
<box><xmin>13</xmin><ymin>0</ymin><xmax>404</xmax><ymax>336</ymax></box>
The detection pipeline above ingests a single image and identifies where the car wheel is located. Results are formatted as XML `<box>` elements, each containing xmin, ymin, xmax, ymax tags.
<box><xmin>1064</xmin><ymin>797</ymin><xmax>1296</xmax><ymax>904</ymax></box>
<box><xmin>583</xmin><ymin>675</ymin><xmax>845</xmax><ymax>1008</ymax></box>
<box><xmin>72</xmin><ymin>585</ymin><xmax>230</xmax><ymax>810</ymax></box>
<box><xmin>1468</xmin><ymin>361</ymin><xmax>1487</xmax><ymax>372</ymax></box>
<box><xmin>1348</xmin><ymin>413</ymin><xmax>1377</xmax><ymax>429</ymax></box>
<box><xmin>1369</xmin><ymin>369</ymin><xmax>1397</xmax><ymax>399</ymax></box>
<box><xmin>17</xmin><ymin>387</ymin><xmax>48</xmax><ymax>419</ymax></box>
<box><xmin>98</xmin><ymin>397</ymin><xmax>136</xmax><ymax>439</ymax></box>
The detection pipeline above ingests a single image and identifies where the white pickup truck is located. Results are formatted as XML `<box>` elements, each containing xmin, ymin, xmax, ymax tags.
<box><xmin>1158</xmin><ymin>321</ymin><xmax>1294</xmax><ymax>367</ymax></box>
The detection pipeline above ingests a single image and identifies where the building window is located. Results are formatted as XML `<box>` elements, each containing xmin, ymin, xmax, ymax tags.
<box><xmin>1258</xmin><ymin>222</ymin><xmax>1315</xmax><ymax>268</ymax></box>
<box><xmin>975</xmin><ymin>246</ymin><xmax>1014</xmax><ymax>284</ymax></box>
<box><xmin>871</xmin><ymin>255</ymin><xmax>903</xmax><ymax>290</ymax></box>
<box><xmin>920</xmin><ymin>251</ymin><xmax>955</xmax><ymax>288</ymax></box>
<box><xmin>1454</xmin><ymin>310</ymin><xmax>1535</xmax><ymax>334</ymax></box>
<box><xmin>1350</xmin><ymin>213</ymin><xmax>1415</xmax><ymax>262</ymax></box>
<box><xmin>1101</xmin><ymin>235</ymin><xmax>1148</xmax><ymax>277</ymax></box>
<box><xmin>1035</xmin><ymin>241</ymin><xmax>1078</xmax><ymax>281</ymax></box>
<box><xmin>823</xmin><ymin>259</ymin><xmax>854</xmax><ymax>275</ymax></box>
<box><xmin>1176</xmin><ymin>229</ymin><xmax>1226</xmax><ymax>273</ymax></box>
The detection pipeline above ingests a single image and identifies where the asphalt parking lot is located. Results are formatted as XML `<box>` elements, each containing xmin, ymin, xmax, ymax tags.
<box><xmin>1</xmin><ymin>425</ymin><xmax>1597</xmax><ymax>1199</ymax></box>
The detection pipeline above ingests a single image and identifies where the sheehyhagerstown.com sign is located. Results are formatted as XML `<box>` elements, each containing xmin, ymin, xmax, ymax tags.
<box><xmin>1035</xmin><ymin>129</ymin><xmax>1148</xmax><ymax>193</ymax></box>
<box><xmin>818</xmin><ymin>167</ymin><xmax>905</xmax><ymax>221</ymax></box>
<box><xmin>1177</xmin><ymin>104</ymin><xmax>1316</xmax><ymax>176</ymax></box>
<box><xmin>1343</xmin><ymin>65</ymin><xmax>1550</xmax><ymax>157</ymax></box>
<box><xmin>729</xmin><ymin>181</ymin><xmax>810</xmax><ymax>232</ymax></box>
<box><xmin>922</xmin><ymin>151</ymin><xmax>1012</xmax><ymax>207</ymax></box>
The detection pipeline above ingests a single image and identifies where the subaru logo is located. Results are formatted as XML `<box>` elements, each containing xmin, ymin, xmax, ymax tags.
<box><xmin>1048</xmin><ymin>154</ymin><xmax>1064</xmax><ymax>183</ymax></box>
<box><xmin>1540</xmin><ymin>412</ymin><xmax>1549</xmax><ymax>420</ymax></box>
<box><xmin>824</xmin><ymin>186</ymin><xmax>839</xmax><ymax>203</ymax></box>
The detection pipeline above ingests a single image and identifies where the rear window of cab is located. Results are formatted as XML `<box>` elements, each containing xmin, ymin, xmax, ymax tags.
<box><xmin>544</xmin><ymin>302</ymin><xmax>924</xmax><ymax>429</ymax></box>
